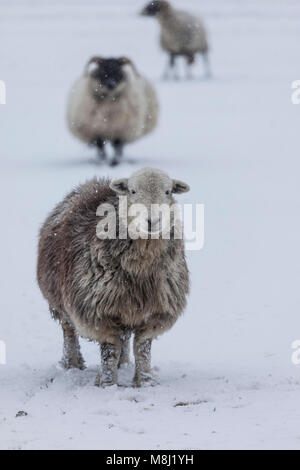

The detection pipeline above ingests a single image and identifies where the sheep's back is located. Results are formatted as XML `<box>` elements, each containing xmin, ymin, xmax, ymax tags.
<box><xmin>160</xmin><ymin>10</ymin><xmax>208</xmax><ymax>55</ymax></box>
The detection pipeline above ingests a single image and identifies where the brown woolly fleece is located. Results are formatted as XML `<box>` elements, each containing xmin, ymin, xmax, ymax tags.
<box><xmin>37</xmin><ymin>175</ymin><xmax>190</xmax><ymax>387</ymax></box>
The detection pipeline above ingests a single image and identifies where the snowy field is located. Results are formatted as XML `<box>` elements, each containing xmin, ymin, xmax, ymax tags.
<box><xmin>1</xmin><ymin>0</ymin><xmax>300</xmax><ymax>450</ymax></box>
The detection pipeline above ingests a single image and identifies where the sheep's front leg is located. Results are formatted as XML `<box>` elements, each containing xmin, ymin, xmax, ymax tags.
<box><xmin>170</xmin><ymin>53</ymin><xmax>180</xmax><ymax>81</ymax></box>
<box><xmin>97</xmin><ymin>340</ymin><xmax>121</xmax><ymax>387</ymax></box>
<box><xmin>163</xmin><ymin>53</ymin><xmax>178</xmax><ymax>81</ymax></box>
<box><xmin>163</xmin><ymin>54</ymin><xmax>171</xmax><ymax>80</ymax></box>
<box><xmin>60</xmin><ymin>320</ymin><xmax>85</xmax><ymax>370</ymax></box>
<box><xmin>110</xmin><ymin>139</ymin><xmax>124</xmax><ymax>166</ymax></box>
<box><xmin>118</xmin><ymin>329</ymin><xmax>131</xmax><ymax>368</ymax></box>
<box><xmin>202</xmin><ymin>51</ymin><xmax>212</xmax><ymax>79</ymax></box>
<box><xmin>94</xmin><ymin>137</ymin><xmax>107</xmax><ymax>161</ymax></box>
<box><xmin>133</xmin><ymin>334</ymin><xmax>157</xmax><ymax>387</ymax></box>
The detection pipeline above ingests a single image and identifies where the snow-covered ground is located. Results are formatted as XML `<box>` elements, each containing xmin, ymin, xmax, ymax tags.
<box><xmin>0</xmin><ymin>0</ymin><xmax>300</xmax><ymax>450</ymax></box>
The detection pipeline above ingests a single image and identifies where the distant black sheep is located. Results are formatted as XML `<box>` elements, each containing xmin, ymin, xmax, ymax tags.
<box><xmin>142</xmin><ymin>0</ymin><xmax>210</xmax><ymax>79</ymax></box>
<box><xmin>67</xmin><ymin>57</ymin><xmax>159</xmax><ymax>166</ymax></box>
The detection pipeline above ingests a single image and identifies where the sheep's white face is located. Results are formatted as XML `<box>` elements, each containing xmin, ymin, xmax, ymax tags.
<box><xmin>86</xmin><ymin>57</ymin><xmax>135</xmax><ymax>99</ymax></box>
<box><xmin>110</xmin><ymin>168</ymin><xmax>190</xmax><ymax>236</ymax></box>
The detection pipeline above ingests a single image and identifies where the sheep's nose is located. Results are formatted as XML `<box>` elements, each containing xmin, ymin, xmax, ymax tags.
<box><xmin>106</xmin><ymin>79</ymin><xmax>117</xmax><ymax>90</ymax></box>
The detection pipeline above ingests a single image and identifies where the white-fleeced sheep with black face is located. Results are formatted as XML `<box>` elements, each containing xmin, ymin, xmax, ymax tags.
<box><xmin>141</xmin><ymin>0</ymin><xmax>210</xmax><ymax>79</ymax></box>
<box><xmin>37</xmin><ymin>168</ymin><xmax>190</xmax><ymax>388</ymax></box>
<box><xmin>67</xmin><ymin>57</ymin><xmax>159</xmax><ymax>166</ymax></box>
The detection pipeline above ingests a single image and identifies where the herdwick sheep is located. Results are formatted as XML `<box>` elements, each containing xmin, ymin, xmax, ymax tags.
<box><xmin>37</xmin><ymin>168</ymin><xmax>190</xmax><ymax>387</ymax></box>
<box><xmin>141</xmin><ymin>0</ymin><xmax>210</xmax><ymax>79</ymax></box>
<box><xmin>67</xmin><ymin>57</ymin><xmax>159</xmax><ymax>166</ymax></box>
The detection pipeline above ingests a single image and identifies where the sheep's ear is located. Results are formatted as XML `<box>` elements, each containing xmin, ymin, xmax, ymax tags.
<box><xmin>172</xmin><ymin>179</ymin><xmax>190</xmax><ymax>194</ymax></box>
<box><xmin>119</xmin><ymin>56</ymin><xmax>137</xmax><ymax>75</ymax></box>
<box><xmin>110</xmin><ymin>178</ymin><xmax>129</xmax><ymax>195</ymax></box>
<box><xmin>87</xmin><ymin>56</ymin><xmax>102</xmax><ymax>66</ymax></box>
<box><xmin>85</xmin><ymin>56</ymin><xmax>102</xmax><ymax>74</ymax></box>
<box><xmin>119</xmin><ymin>56</ymin><xmax>131</xmax><ymax>65</ymax></box>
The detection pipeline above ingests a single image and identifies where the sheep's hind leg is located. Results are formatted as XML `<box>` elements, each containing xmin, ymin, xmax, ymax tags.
<box><xmin>60</xmin><ymin>320</ymin><xmax>85</xmax><ymax>370</ymax></box>
<box><xmin>96</xmin><ymin>340</ymin><xmax>121</xmax><ymax>387</ymax></box>
<box><xmin>133</xmin><ymin>333</ymin><xmax>157</xmax><ymax>387</ymax></box>
<box><xmin>118</xmin><ymin>329</ymin><xmax>131</xmax><ymax>368</ymax></box>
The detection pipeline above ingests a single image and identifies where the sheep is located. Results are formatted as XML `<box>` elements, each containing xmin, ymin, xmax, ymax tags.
<box><xmin>141</xmin><ymin>0</ymin><xmax>210</xmax><ymax>79</ymax></box>
<box><xmin>37</xmin><ymin>168</ymin><xmax>190</xmax><ymax>387</ymax></box>
<box><xmin>67</xmin><ymin>57</ymin><xmax>159</xmax><ymax>166</ymax></box>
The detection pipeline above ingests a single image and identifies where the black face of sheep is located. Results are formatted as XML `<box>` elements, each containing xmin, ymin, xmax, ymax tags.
<box><xmin>88</xmin><ymin>58</ymin><xmax>125</xmax><ymax>91</ymax></box>
<box><xmin>141</xmin><ymin>0</ymin><xmax>169</xmax><ymax>16</ymax></box>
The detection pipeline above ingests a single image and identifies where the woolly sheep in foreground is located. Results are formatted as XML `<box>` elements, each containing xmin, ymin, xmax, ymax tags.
<box><xmin>37</xmin><ymin>168</ymin><xmax>190</xmax><ymax>387</ymax></box>
<box><xmin>141</xmin><ymin>0</ymin><xmax>210</xmax><ymax>79</ymax></box>
<box><xmin>67</xmin><ymin>57</ymin><xmax>159</xmax><ymax>166</ymax></box>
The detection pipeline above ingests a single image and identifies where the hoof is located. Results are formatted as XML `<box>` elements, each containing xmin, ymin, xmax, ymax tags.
<box><xmin>133</xmin><ymin>372</ymin><xmax>158</xmax><ymax>388</ymax></box>
<box><xmin>60</xmin><ymin>357</ymin><xmax>86</xmax><ymax>371</ymax></box>
<box><xmin>109</xmin><ymin>159</ymin><xmax>120</xmax><ymax>167</ymax></box>
<box><xmin>118</xmin><ymin>359</ymin><xmax>132</xmax><ymax>369</ymax></box>
<box><xmin>95</xmin><ymin>374</ymin><xmax>117</xmax><ymax>388</ymax></box>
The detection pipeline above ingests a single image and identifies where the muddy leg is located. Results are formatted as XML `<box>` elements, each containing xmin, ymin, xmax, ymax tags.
<box><xmin>96</xmin><ymin>340</ymin><xmax>121</xmax><ymax>387</ymax></box>
<box><xmin>133</xmin><ymin>333</ymin><xmax>157</xmax><ymax>387</ymax></box>
<box><xmin>118</xmin><ymin>329</ymin><xmax>131</xmax><ymax>368</ymax></box>
<box><xmin>60</xmin><ymin>321</ymin><xmax>85</xmax><ymax>370</ymax></box>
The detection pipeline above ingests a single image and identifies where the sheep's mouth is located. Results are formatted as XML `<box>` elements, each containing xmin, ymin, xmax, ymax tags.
<box><xmin>102</xmin><ymin>79</ymin><xmax>122</xmax><ymax>91</ymax></box>
<box><xmin>91</xmin><ymin>74</ymin><xmax>124</xmax><ymax>92</ymax></box>
<box><xmin>141</xmin><ymin>9</ymin><xmax>156</xmax><ymax>17</ymax></box>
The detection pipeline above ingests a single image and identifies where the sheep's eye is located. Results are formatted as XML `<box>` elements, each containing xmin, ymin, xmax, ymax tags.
<box><xmin>166</xmin><ymin>190</ymin><xmax>170</xmax><ymax>195</ymax></box>
<box><xmin>131</xmin><ymin>190</ymin><xmax>136</xmax><ymax>195</ymax></box>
